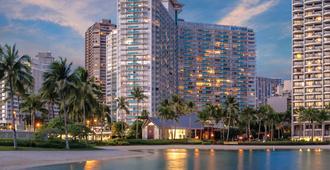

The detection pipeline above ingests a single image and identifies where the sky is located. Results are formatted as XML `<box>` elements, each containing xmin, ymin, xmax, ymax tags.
<box><xmin>0</xmin><ymin>0</ymin><xmax>291</xmax><ymax>80</ymax></box>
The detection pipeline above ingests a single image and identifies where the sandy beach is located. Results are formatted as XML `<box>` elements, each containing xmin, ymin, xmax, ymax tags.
<box><xmin>2</xmin><ymin>145</ymin><xmax>330</xmax><ymax>170</ymax></box>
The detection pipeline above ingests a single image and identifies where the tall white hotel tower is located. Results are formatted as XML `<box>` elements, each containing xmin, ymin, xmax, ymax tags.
<box><xmin>106</xmin><ymin>0</ymin><xmax>183</xmax><ymax>122</ymax></box>
<box><xmin>292</xmin><ymin>0</ymin><xmax>330</xmax><ymax>140</ymax></box>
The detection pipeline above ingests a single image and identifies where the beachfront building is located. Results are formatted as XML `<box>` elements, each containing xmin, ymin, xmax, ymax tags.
<box><xmin>85</xmin><ymin>19</ymin><xmax>116</xmax><ymax>102</ymax></box>
<box><xmin>142</xmin><ymin>114</ymin><xmax>203</xmax><ymax>139</ymax></box>
<box><xmin>292</xmin><ymin>0</ymin><xmax>330</xmax><ymax>140</ymax></box>
<box><xmin>256</xmin><ymin>77</ymin><xmax>282</xmax><ymax>107</ymax></box>
<box><xmin>106</xmin><ymin>0</ymin><xmax>183</xmax><ymax>122</ymax></box>
<box><xmin>177</xmin><ymin>20</ymin><xmax>256</xmax><ymax>110</ymax></box>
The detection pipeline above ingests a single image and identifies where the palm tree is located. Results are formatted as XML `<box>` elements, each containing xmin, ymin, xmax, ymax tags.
<box><xmin>224</xmin><ymin>96</ymin><xmax>240</xmax><ymax>141</ymax></box>
<box><xmin>317</xmin><ymin>107</ymin><xmax>330</xmax><ymax>141</ymax></box>
<box><xmin>240</xmin><ymin>107</ymin><xmax>256</xmax><ymax>141</ymax></box>
<box><xmin>117</xmin><ymin>96</ymin><xmax>130</xmax><ymax>120</ymax></box>
<box><xmin>40</xmin><ymin>82</ymin><xmax>58</xmax><ymax>120</ymax></box>
<box><xmin>158</xmin><ymin>99</ymin><xmax>175</xmax><ymax>139</ymax></box>
<box><xmin>43</xmin><ymin>57</ymin><xmax>75</xmax><ymax>149</ymax></box>
<box><xmin>116</xmin><ymin>96</ymin><xmax>130</xmax><ymax>138</ymax></box>
<box><xmin>131</xmin><ymin>86</ymin><xmax>148</xmax><ymax>139</ymax></box>
<box><xmin>72</xmin><ymin>67</ymin><xmax>100</xmax><ymax>125</ymax></box>
<box><xmin>197</xmin><ymin>108</ymin><xmax>210</xmax><ymax>140</ymax></box>
<box><xmin>20</xmin><ymin>94</ymin><xmax>48</xmax><ymax>132</ymax></box>
<box><xmin>299</xmin><ymin>107</ymin><xmax>319</xmax><ymax>141</ymax></box>
<box><xmin>170</xmin><ymin>95</ymin><xmax>190</xmax><ymax>139</ymax></box>
<box><xmin>256</xmin><ymin>104</ymin><xmax>273</xmax><ymax>140</ymax></box>
<box><xmin>266</xmin><ymin>112</ymin><xmax>279</xmax><ymax>141</ymax></box>
<box><xmin>0</xmin><ymin>44</ymin><xmax>33</xmax><ymax>149</ymax></box>
<box><xmin>186</xmin><ymin>101</ymin><xmax>195</xmax><ymax>138</ymax></box>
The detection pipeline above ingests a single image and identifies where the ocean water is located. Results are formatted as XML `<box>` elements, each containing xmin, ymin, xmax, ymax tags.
<box><xmin>28</xmin><ymin>148</ymin><xmax>330</xmax><ymax>170</ymax></box>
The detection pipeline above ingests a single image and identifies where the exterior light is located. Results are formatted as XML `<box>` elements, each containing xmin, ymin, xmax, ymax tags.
<box><xmin>36</xmin><ymin>122</ymin><xmax>41</xmax><ymax>128</ymax></box>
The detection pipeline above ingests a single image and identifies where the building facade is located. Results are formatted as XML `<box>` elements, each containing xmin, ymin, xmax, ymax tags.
<box><xmin>256</xmin><ymin>77</ymin><xmax>282</xmax><ymax>107</ymax></box>
<box><xmin>106</xmin><ymin>0</ymin><xmax>183</xmax><ymax>121</ymax></box>
<box><xmin>0</xmin><ymin>88</ymin><xmax>20</xmax><ymax>130</ymax></box>
<box><xmin>85</xmin><ymin>19</ymin><xmax>116</xmax><ymax>101</ymax></box>
<box><xmin>178</xmin><ymin>21</ymin><xmax>256</xmax><ymax>109</ymax></box>
<box><xmin>292</xmin><ymin>0</ymin><xmax>330</xmax><ymax>140</ymax></box>
<box><xmin>32</xmin><ymin>52</ymin><xmax>54</xmax><ymax>93</ymax></box>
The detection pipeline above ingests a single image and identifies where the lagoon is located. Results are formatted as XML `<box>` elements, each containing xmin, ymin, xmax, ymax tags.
<box><xmin>28</xmin><ymin>148</ymin><xmax>330</xmax><ymax>170</ymax></box>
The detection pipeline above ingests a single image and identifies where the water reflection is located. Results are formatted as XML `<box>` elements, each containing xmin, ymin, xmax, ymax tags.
<box><xmin>193</xmin><ymin>149</ymin><xmax>200</xmax><ymax>170</ymax></box>
<box><xmin>165</xmin><ymin>149</ymin><xmax>188</xmax><ymax>170</ymax></box>
<box><xmin>237</xmin><ymin>149</ymin><xmax>244</xmax><ymax>170</ymax></box>
<box><xmin>208</xmin><ymin>149</ymin><xmax>215</xmax><ymax>170</ymax></box>
<box><xmin>84</xmin><ymin>160</ymin><xmax>101</xmax><ymax>170</ymax></box>
<box><xmin>28</xmin><ymin>149</ymin><xmax>330</xmax><ymax>170</ymax></box>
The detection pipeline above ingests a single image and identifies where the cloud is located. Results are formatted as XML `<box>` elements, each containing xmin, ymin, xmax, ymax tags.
<box><xmin>0</xmin><ymin>0</ymin><xmax>117</xmax><ymax>36</ymax></box>
<box><xmin>218</xmin><ymin>0</ymin><xmax>278</xmax><ymax>26</ymax></box>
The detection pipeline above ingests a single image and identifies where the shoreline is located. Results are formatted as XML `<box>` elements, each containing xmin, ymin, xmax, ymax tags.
<box><xmin>98</xmin><ymin>144</ymin><xmax>330</xmax><ymax>150</ymax></box>
<box><xmin>2</xmin><ymin>145</ymin><xmax>330</xmax><ymax>169</ymax></box>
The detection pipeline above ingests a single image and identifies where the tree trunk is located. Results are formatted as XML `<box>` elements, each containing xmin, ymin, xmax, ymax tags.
<box><xmin>226</xmin><ymin>121</ymin><xmax>231</xmax><ymax>141</ymax></box>
<box><xmin>10</xmin><ymin>88</ymin><xmax>17</xmax><ymax>149</ymax></box>
<box><xmin>258</xmin><ymin>121</ymin><xmax>261</xmax><ymax>140</ymax></box>
<box><xmin>248</xmin><ymin>120</ymin><xmax>251</xmax><ymax>141</ymax></box>
<box><xmin>63</xmin><ymin>99</ymin><xmax>70</xmax><ymax>150</ymax></box>
<box><xmin>322</xmin><ymin>123</ymin><xmax>325</xmax><ymax>142</ymax></box>
<box><xmin>136</xmin><ymin>101</ymin><xmax>139</xmax><ymax>139</ymax></box>
<box><xmin>174</xmin><ymin>120</ymin><xmax>177</xmax><ymax>140</ymax></box>
<box><xmin>264</xmin><ymin>125</ymin><xmax>268</xmax><ymax>141</ymax></box>
<box><xmin>311</xmin><ymin>121</ymin><xmax>314</xmax><ymax>142</ymax></box>
<box><xmin>271</xmin><ymin>124</ymin><xmax>274</xmax><ymax>141</ymax></box>
<box><xmin>83</xmin><ymin>104</ymin><xmax>86</xmax><ymax>126</ymax></box>
<box><xmin>32</xmin><ymin>111</ymin><xmax>35</xmax><ymax>132</ymax></box>
<box><xmin>51</xmin><ymin>102</ymin><xmax>55</xmax><ymax>118</ymax></box>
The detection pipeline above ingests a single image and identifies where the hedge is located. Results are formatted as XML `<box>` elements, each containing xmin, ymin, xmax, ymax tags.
<box><xmin>0</xmin><ymin>138</ymin><xmax>93</xmax><ymax>149</ymax></box>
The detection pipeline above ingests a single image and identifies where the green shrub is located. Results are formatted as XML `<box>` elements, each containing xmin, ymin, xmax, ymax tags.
<box><xmin>0</xmin><ymin>138</ymin><xmax>93</xmax><ymax>149</ymax></box>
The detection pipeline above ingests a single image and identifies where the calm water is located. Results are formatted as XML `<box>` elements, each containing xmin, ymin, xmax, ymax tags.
<box><xmin>28</xmin><ymin>149</ymin><xmax>330</xmax><ymax>170</ymax></box>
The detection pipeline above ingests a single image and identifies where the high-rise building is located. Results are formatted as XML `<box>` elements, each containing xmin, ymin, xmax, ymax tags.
<box><xmin>1</xmin><ymin>52</ymin><xmax>56</xmax><ymax>130</ymax></box>
<box><xmin>0</xmin><ymin>87</ymin><xmax>20</xmax><ymax>129</ymax></box>
<box><xmin>292</xmin><ymin>0</ymin><xmax>330</xmax><ymax>140</ymax></box>
<box><xmin>178</xmin><ymin>21</ymin><xmax>256</xmax><ymax>109</ymax></box>
<box><xmin>106</xmin><ymin>0</ymin><xmax>183</xmax><ymax>121</ymax></box>
<box><xmin>85</xmin><ymin>19</ymin><xmax>116</xmax><ymax>101</ymax></box>
<box><xmin>32</xmin><ymin>52</ymin><xmax>54</xmax><ymax>93</ymax></box>
<box><xmin>256</xmin><ymin>77</ymin><xmax>282</xmax><ymax>107</ymax></box>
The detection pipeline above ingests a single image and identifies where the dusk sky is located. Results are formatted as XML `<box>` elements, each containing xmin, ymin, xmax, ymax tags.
<box><xmin>0</xmin><ymin>0</ymin><xmax>291</xmax><ymax>79</ymax></box>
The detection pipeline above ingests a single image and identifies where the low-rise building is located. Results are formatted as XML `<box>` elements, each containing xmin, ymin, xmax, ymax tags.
<box><xmin>142</xmin><ymin>114</ymin><xmax>203</xmax><ymax>140</ymax></box>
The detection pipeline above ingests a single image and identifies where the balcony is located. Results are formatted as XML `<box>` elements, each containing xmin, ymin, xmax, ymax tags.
<box><xmin>293</xmin><ymin>0</ymin><xmax>303</xmax><ymax>6</ymax></box>
<box><xmin>305</xmin><ymin>4</ymin><xmax>322</xmax><ymax>11</ymax></box>
<box><xmin>305</xmin><ymin>25</ymin><xmax>322</xmax><ymax>32</ymax></box>
<box><xmin>304</xmin><ymin>0</ymin><xmax>322</xmax><ymax>4</ymax></box>
<box><xmin>305</xmin><ymin>12</ymin><xmax>322</xmax><ymax>18</ymax></box>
